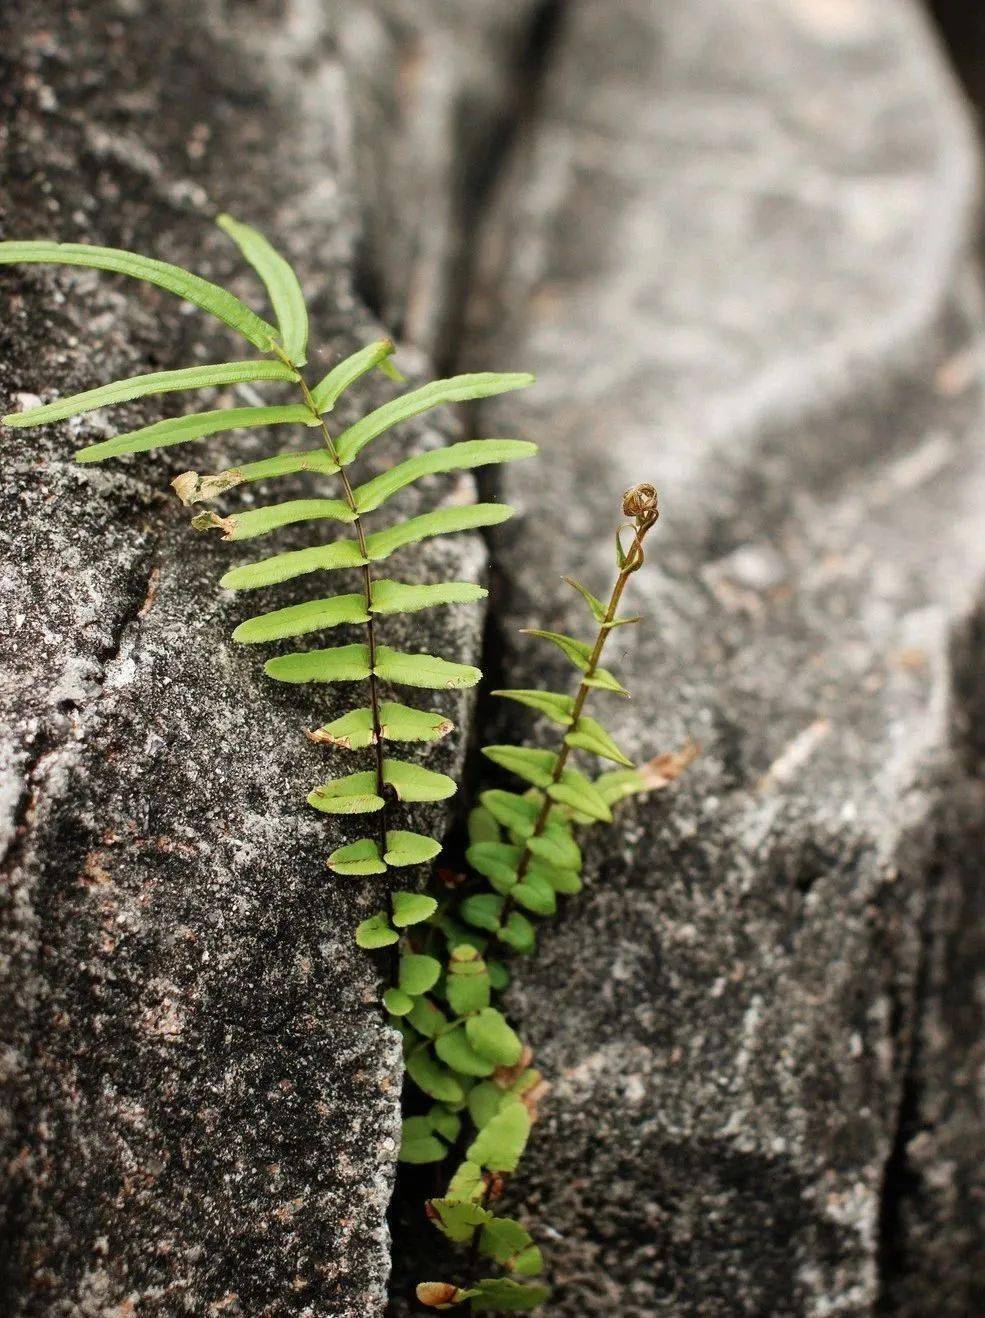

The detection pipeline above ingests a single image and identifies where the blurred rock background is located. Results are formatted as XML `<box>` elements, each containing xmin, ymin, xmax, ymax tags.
<box><xmin>2</xmin><ymin>2</ymin><xmax>983</xmax><ymax>1314</ymax></box>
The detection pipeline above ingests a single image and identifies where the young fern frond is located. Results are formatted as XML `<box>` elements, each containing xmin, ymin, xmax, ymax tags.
<box><xmin>402</xmin><ymin>485</ymin><xmax>697</xmax><ymax>1313</ymax></box>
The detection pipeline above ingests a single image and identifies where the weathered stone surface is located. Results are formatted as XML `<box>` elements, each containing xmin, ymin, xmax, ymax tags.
<box><xmin>6</xmin><ymin>0</ymin><xmax>985</xmax><ymax>1312</ymax></box>
<box><xmin>459</xmin><ymin>1</ymin><xmax>985</xmax><ymax>1313</ymax></box>
<box><xmin>0</xmin><ymin>2</ymin><xmax>531</xmax><ymax>1312</ymax></box>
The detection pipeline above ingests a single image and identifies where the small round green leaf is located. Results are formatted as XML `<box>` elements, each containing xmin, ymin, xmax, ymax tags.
<box><xmin>427</xmin><ymin>1197</ymin><xmax>493</xmax><ymax>1244</ymax></box>
<box><xmin>429</xmin><ymin>1105</ymin><xmax>462</xmax><ymax>1145</ymax></box>
<box><xmin>479</xmin><ymin>1216</ymin><xmax>543</xmax><ymax>1276</ymax></box>
<box><xmin>461</xmin><ymin>894</ymin><xmax>505</xmax><ymax>933</ymax></box>
<box><xmin>529</xmin><ymin>859</ymin><xmax>582</xmax><ymax>895</ymax></box>
<box><xmin>468</xmin><ymin>806</ymin><xmax>502</xmax><ymax>845</ymax></box>
<box><xmin>447</xmin><ymin>947</ymin><xmax>491</xmax><ymax>1015</ymax></box>
<box><xmin>465</xmin><ymin>1008</ymin><xmax>523</xmax><ymax>1068</ymax></box>
<box><xmin>355</xmin><ymin>912</ymin><xmax>398</xmax><ymax>949</ymax></box>
<box><xmin>392</xmin><ymin>891</ymin><xmax>439</xmax><ymax>928</ymax></box>
<box><xmin>385</xmin><ymin>830</ymin><xmax>443</xmax><ymax>867</ymax></box>
<box><xmin>548</xmin><ymin>769</ymin><xmax>612</xmax><ymax>822</ymax></box>
<box><xmin>496</xmin><ymin>911</ymin><xmax>536</xmax><ymax>955</ymax></box>
<box><xmin>512</xmin><ymin>873</ymin><xmax>556</xmax><ymax>916</ymax></box>
<box><xmin>327</xmin><ymin>838</ymin><xmax>386</xmax><ymax>876</ymax></box>
<box><xmin>399</xmin><ymin>953</ymin><xmax>442</xmax><ymax>996</ymax></box>
<box><xmin>467</xmin><ymin>1081</ymin><xmax>504</xmax><ymax>1132</ymax></box>
<box><xmin>384</xmin><ymin>987</ymin><xmax>414</xmax><ymax>1016</ymax></box>
<box><xmin>480</xmin><ymin>790</ymin><xmax>540</xmax><ymax>836</ymax></box>
<box><xmin>399</xmin><ymin>1115</ymin><xmax>448</xmax><ymax>1165</ymax></box>
<box><xmin>406</xmin><ymin>997</ymin><xmax>448</xmax><ymax>1039</ymax></box>
<box><xmin>487</xmin><ymin>960</ymin><xmax>510</xmax><ymax>991</ymax></box>
<box><xmin>466</xmin><ymin>1099</ymin><xmax>531</xmax><ymax>1173</ymax></box>
<box><xmin>435</xmin><ymin>1026</ymin><xmax>495</xmax><ymax>1078</ymax></box>
<box><xmin>406</xmin><ymin>1048</ymin><xmax>464</xmax><ymax>1105</ymax></box>
<box><xmin>467</xmin><ymin>842</ymin><xmax>521</xmax><ymax>890</ymax></box>
<box><xmin>447</xmin><ymin>1159</ymin><xmax>485</xmax><ymax>1202</ymax></box>
<box><xmin>526</xmin><ymin>827</ymin><xmax>581</xmax><ymax>870</ymax></box>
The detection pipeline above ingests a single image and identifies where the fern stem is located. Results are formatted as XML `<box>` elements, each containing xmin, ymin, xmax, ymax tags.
<box><xmin>284</xmin><ymin>350</ymin><xmax>389</xmax><ymax>856</ymax></box>
<box><xmin>507</xmin><ymin>520</ymin><xmax>653</xmax><ymax>902</ymax></box>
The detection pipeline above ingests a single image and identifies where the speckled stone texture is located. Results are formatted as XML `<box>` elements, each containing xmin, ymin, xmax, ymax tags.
<box><xmin>0</xmin><ymin>1</ymin><xmax>533</xmax><ymax>1313</ymax></box>
<box><xmin>458</xmin><ymin>0</ymin><xmax>985</xmax><ymax>1314</ymax></box>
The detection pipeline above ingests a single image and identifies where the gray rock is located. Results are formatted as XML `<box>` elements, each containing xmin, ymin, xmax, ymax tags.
<box><xmin>0</xmin><ymin>1</ymin><xmax>530</xmax><ymax>1312</ymax></box>
<box><xmin>460</xmin><ymin>0</ymin><xmax>985</xmax><ymax>1313</ymax></box>
<box><xmin>5</xmin><ymin>0</ymin><xmax>985</xmax><ymax>1312</ymax></box>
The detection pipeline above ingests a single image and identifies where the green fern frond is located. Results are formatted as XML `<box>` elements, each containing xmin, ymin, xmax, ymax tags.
<box><xmin>491</xmin><ymin>689</ymin><xmax>575</xmax><ymax>725</ymax></box>
<box><xmin>76</xmin><ymin>404</ymin><xmax>316</xmax><ymax>463</ymax></box>
<box><xmin>265</xmin><ymin>644</ymin><xmax>372</xmax><ymax>684</ymax></box>
<box><xmin>372</xmin><ymin>648</ymin><xmax>482</xmax><ymax>690</ymax></box>
<box><xmin>217</xmin><ymin>214</ymin><xmax>308</xmax><ymax>365</ymax></box>
<box><xmin>0</xmin><ymin>240</ymin><xmax>278</xmax><ymax>349</ymax></box>
<box><xmin>309</xmin><ymin>338</ymin><xmax>397</xmax><ymax>412</ymax></box>
<box><xmin>334</xmin><ymin>373</ymin><xmax>534</xmax><ymax>465</ymax></box>
<box><xmin>352</xmin><ymin>439</ymin><xmax>536</xmax><ymax>513</ymax></box>
<box><xmin>172</xmin><ymin>449</ymin><xmax>341</xmax><ymax>504</ymax></box>
<box><xmin>231</xmin><ymin>594</ymin><xmax>370</xmax><ymax>643</ymax></box>
<box><xmin>219</xmin><ymin>540</ymin><xmax>367</xmax><ymax>590</ymax></box>
<box><xmin>362</xmin><ymin>504</ymin><xmax>514</xmax><ymax>560</ymax></box>
<box><xmin>369</xmin><ymin>580</ymin><xmax>488</xmax><ymax>615</ymax></box>
<box><xmin>309</xmin><ymin>704</ymin><xmax>453</xmax><ymax>748</ymax></box>
<box><xmin>2</xmin><ymin>359</ymin><xmax>297</xmax><ymax>428</ymax></box>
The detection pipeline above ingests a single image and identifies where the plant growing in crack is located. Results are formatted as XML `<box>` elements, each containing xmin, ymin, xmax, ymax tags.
<box><xmin>399</xmin><ymin>483</ymin><xmax>696</xmax><ymax>1312</ymax></box>
<box><xmin>1</xmin><ymin>220</ymin><xmax>693</xmax><ymax>1313</ymax></box>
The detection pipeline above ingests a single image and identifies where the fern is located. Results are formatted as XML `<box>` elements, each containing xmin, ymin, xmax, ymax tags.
<box><xmin>0</xmin><ymin>214</ymin><xmax>532</xmax><ymax>920</ymax></box>
<box><xmin>398</xmin><ymin>485</ymin><xmax>698</xmax><ymax>1312</ymax></box>
<box><xmin>1</xmin><ymin>218</ymin><xmax>690</xmax><ymax>1314</ymax></box>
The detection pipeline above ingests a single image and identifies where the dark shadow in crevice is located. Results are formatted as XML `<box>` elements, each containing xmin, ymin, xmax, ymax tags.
<box><xmin>433</xmin><ymin>0</ymin><xmax>566</xmax><ymax>377</ymax></box>
<box><xmin>927</xmin><ymin>1</ymin><xmax>985</xmax><ymax>117</ymax></box>
<box><xmin>385</xmin><ymin>5</ymin><xmax>566</xmax><ymax>1312</ymax></box>
<box><xmin>352</xmin><ymin>227</ymin><xmax>388</xmax><ymax>327</ymax></box>
<box><xmin>875</xmin><ymin>591</ymin><xmax>985</xmax><ymax>1313</ymax></box>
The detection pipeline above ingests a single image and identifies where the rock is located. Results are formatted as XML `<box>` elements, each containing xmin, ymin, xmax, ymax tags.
<box><xmin>0</xmin><ymin>1</ymin><xmax>533</xmax><ymax>1312</ymax></box>
<box><xmin>6</xmin><ymin>0</ymin><xmax>985</xmax><ymax>1311</ymax></box>
<box><xmin>459</xmin><ymin>0</ymin><xmax>985</xmax><ymax>1313</ymax></box>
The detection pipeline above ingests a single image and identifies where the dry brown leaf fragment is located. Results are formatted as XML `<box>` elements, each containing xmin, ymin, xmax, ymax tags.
<box><xmin>416</xmin><ymin>1282</ymin><xmax>464</xmax><ymax>1308</ymax></box>
<box><xmin>191</xmin><ymin>510</ymin><xmax>235</xmax><ymax>539</ymax></box>
<box><xmin>638</xmin><ymin>738</ymin><xmax>700</xmax><ymax>790</ymax></box>
<box><xmin>493</xmin><ymin>1045</ymin><xmax>534</xmax><ymax>1089</ymax></box>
